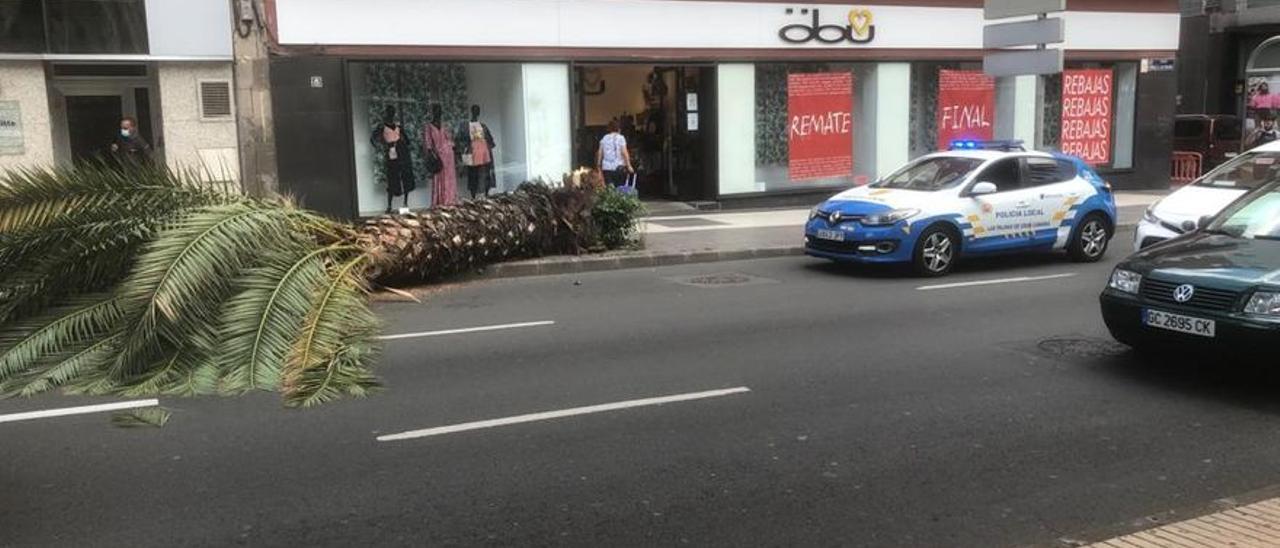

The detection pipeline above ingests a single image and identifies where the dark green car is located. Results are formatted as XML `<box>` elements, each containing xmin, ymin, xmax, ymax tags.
<box><xmin>1100</xmin><ymin>180</ymin><xmax>1280</xmax><ymax>350</ymax></box>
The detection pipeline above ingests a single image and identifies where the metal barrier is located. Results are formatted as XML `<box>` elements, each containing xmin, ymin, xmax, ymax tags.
<box><xmin>1170</xmin><ymin>151</ymin><xmax>1203</xmax><ymax>187</ymax></box>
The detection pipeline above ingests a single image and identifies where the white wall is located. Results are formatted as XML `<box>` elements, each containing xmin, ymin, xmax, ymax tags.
<box><xmin>717</xmin><ymin>64</ymin><xmax>756</xmax><ymax>195</ymax></box>
<box><xmin>157</xmin><ymin>63</ymin><xmax>240</xmax><ymax>182</ymax></box>
<box><xmin>145</xmin><ymin>0</ymin><xmax>233</xmax><ymax>59</ymax></box>
<box><xmin>874</xmin><ymin>63</ymin><xmax>911</xmax><ymax>179</ymax></box>
<box><xmin>0</xmin><ymin>62</ymin><xmax>54</xmax><ymax>171</ymax></box>
<box><xmin>522</xmin><ymin>63</ymin><xmax>572</xmax><ymax>183</ymax></box>
<box><xmin>277</xmin><ymin>0</ymin><xmax>1179</xmax><ymax>52</ymax></box>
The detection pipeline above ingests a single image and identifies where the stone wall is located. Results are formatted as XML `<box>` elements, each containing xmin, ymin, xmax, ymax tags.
<box><xmin>157</xmin><ymin>62</ymin><xmax>241</xmax><ymax>182</ymax></box>
<box><xmin>0</xmin><ymin>62</ymin><xmax>54</xmax><ymax>172</ymax></box>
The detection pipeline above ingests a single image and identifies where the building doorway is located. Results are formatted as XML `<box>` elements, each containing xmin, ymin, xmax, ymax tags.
<box><xmin>47</xmin><ymin>63</ymin><xmax>160</xmax><ymax>165</ymax></box>
<box><xmin>573</xmin><ymin>64</ymin><xmax>717</xmax><ymax>202</ymax></box>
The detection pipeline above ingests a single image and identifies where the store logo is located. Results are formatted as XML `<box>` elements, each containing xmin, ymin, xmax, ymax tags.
<box><xmin>779</xmin><ymin>7</ymin><xmax>876</xmax><ymax>45</ymax></box>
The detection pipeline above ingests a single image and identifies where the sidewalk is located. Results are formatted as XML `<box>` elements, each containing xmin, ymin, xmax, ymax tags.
<box><xmin>479</xmin><ymin>192</ymin><xmax>1164</xmax><ymax>279</ymax></box>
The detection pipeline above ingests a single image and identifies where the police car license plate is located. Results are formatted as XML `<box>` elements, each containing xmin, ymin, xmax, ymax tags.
<box><xmin>816</xmin><ymin>229</ymin><xmax>844</xmax><ymax>242</ymax></box>
<box><xmin>1145</xmin><ymin>309</ymin><xmax>1215</xmax><ymax>338</ymax></box>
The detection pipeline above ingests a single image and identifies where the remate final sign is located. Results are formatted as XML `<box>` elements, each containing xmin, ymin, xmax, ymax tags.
<box><xmin>1060</xmin><ymin>69</ymin><xmax>1113</xmax><ymax>165</ymax></box>
<box><xmin>937</xmin><ymin>70</ymin><xmax>995</xmax><ymax>150</ymax></box>
<box><xmin>788</xmin><ymin>72</ymin><xmax>854</xmax><ymax>181</ymax></box>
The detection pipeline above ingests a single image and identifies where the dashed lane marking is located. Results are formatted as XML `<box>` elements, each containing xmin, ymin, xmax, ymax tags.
<box><xmin>377</xmin><ymin>321</ymin><xmax>556</xmax><ymax>341</ymax></box>
<box><xmin>377</xmin><ymin>387</ymin><xmax>751</xmax><ymax>442</ymax></box>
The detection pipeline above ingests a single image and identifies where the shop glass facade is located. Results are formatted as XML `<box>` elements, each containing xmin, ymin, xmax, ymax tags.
<box><xmin>348</xmin><ymin>61</ymin><xmax>571</xmax><ymax>216</ymax></box>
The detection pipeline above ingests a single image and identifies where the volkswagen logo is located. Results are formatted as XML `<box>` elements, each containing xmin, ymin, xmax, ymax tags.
<box><xmin>1173</xmin><ymin>284</ymin><xmax>1195</xmax><ymax>303</ymax></box>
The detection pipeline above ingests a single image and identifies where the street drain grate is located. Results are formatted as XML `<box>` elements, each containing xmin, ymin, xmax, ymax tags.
<box><xmin>667</xmin><ymin>272</ymin><xmax>778</xmax><ymax>288</ymax></box>
<box><xmin>1037</xmin><ymin>337</ymin><xmax>1130</xmax><ymax>359</ymax></box>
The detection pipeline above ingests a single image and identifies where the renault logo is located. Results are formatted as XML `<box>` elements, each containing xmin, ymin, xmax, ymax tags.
<box><xmin>1173</xmin><ymin>284</ymin><xmax>1195</xmax><ymax>303</ymax></box>
<box><xmin>830</xmin><ymin>211</ymin><xmax>843</xmax><ymax>223</ymax></box>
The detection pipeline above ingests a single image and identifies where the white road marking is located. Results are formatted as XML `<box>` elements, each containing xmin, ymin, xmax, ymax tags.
<box><xmin>0</xmin><ymin>399</ymin><xmax>159</xmax><ymax>424</ymax></box>
<box><xmin>377</xmin><ymin>387</ymin><xmax>751</xmax><ymax>442</ymax></box>
<box><xmin>916</xmin><ymin>273</ymin><xmax>1078</xmax><ymax>291</ymax></box>
<box><xmin>378</xmin><ymin>320</ymin><xmax>555</xmax><ymax>341</ymax></box>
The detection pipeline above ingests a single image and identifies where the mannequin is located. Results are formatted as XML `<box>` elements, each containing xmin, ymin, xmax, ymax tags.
<box><xmin>422</xmin><ymin>104</ymin><xmax>458</xmax><ymax>207</ymax></box>
<box><xmin>369</xmin><ymin>105</ymin><xmax>415</xmax><ymax>213</ymax></box>
<box><xmin>456</xmin><ymin>104</ymin><xmax>497</xmax><ymax>199</ymax></box>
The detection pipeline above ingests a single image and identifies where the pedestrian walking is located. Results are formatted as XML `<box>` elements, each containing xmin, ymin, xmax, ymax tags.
<box><xmin>596</xmin><ymin>119</ymin><xmax>634</xmax><ymax>188</ymax></box>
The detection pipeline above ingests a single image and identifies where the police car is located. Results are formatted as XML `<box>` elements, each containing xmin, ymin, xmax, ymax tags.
<box><xmin>804</xmin><ymin>141</ymin><xmax>1118</xmax><ymax>276</ymax></box>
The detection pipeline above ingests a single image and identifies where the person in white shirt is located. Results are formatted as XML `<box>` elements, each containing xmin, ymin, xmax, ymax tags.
<box><xmin>596</xmin><ymin>119</ymin><xmax>634</xmax><ymax>188</ymax></box>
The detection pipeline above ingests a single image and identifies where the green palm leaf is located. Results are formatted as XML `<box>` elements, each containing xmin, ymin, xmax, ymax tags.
<box><xmin>0</xmin><ymin>297</ymin><xmax>124</xmax><ymax>381</ymax></box>
<box><xmin>216</xmin><ymin>244</ymin><xmax>362</xmax><ymax>391</ymax></box>
<box><xmin>283</xmin><ymin>255</ymin><xmax>382</xmax><ymax>407</ymax></box>
<box><xmin>2</xmin><ymin>335</ymin><xmax>121</xmax><ymax>397</ymax></box>
<box><xmin>106</xmin><ymin>202</ymin><xmax>322</xmax><ymax>380</ymax></box>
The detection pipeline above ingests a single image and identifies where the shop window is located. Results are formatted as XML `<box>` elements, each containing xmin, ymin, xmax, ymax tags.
<box><xmin>909</xmin><ymin>62</ymin><xmax>985</xmax><ymax>158</ymax></box>
<box><xmin>348</xmin><ymin>61</ymin><xmax>569</xmax><ymax>216</ymax></box>
<box><xmin>1043</xmin><ymin>62</ymin><xmax>1138</xmax><ymax>170</ymax></box>
<box><xmin>0</xmin><ymin>0</ymin><xmax>47</xmax><ymax>53</ymax></box>
<box><xmin>752</xmin><ymin>62</ymin><xmax>876</xmax><ymax>193</ymax></box>
<box><xmin>44</xmin><ymin>0</ymin><xmax>149</xmax><ymax>54</ymax></box>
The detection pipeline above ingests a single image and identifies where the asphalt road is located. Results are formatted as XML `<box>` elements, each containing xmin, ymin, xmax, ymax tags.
<box><xmin>6</xmin><ymin>228</ymin><xmax>1280</xmax><ymax>547</ymax></box>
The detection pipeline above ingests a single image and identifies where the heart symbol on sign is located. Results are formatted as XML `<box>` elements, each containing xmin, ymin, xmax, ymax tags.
<box><xmin>847</xmin><ymin>9</ymin><xmax>873</xmax><ymax>39</ymax></box>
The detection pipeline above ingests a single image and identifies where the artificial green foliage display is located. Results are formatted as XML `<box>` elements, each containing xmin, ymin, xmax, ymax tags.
<box><xmin>0</xmin><ymin>163</ymin><xmax>380</xmax><ymax>407</ymax></box>
<box><xmin>363</xmin><ymin>62</ymin><xmax>469</xmax><ymax>190</ymax></box>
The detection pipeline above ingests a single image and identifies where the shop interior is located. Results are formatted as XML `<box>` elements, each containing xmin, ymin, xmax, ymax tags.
<box><xmin>573</xmin><ymin>64</ymin><xmax>716</xmax><ymax>201</ymax></box>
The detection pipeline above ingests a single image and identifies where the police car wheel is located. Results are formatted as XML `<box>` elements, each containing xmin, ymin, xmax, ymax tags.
<box><xmin>1070</xmin><ymin>214</ymin><xmax>1110</xmax><ymax>262</ymax></box>
<box><xmin>913</xmin><ymin>227</ymin><xmax>957</xmax><ymax>277</ymax></box>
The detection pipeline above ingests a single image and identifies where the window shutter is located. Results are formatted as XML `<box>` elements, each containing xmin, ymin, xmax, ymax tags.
<box><xmin>199</xmin><ymin>81</ymin><xmax>233</xmax><ymax>120</ymax></box>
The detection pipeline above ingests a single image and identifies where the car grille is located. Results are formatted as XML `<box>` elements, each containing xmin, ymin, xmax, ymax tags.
<box><xmin>806</xmin><ymin>239</ymin><xmax>861</xmax><ymax>254</ymax></box>
<box><xmin>814</xmin><ymin>211</ymin><xmax>866</xmax><ymax>224</ymax></box>
<box><xmin>1140</xmin><ymin>278</ymin><xmax>1241</xmax><ymax>312</ymax></box>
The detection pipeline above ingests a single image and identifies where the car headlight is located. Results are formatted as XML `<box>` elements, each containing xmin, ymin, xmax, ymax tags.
<box><xmin>1108</xmin><ymin>269</ymin><xmax>1142</xmax><ymax>295</ymax></box>
<box><xmin>862</xmin><ymin>208</ymin><xmax>921</xmax><ymax>226</ymax></box>
<box><xmin>1245</xmin><ymin>291</ymin><xmax>1280</xmax><ymax>316</ymax></box>
<box><xmin>809</xmin><ymin>207</ymin><xmax>821</xmax><ymax>221</ymax></box>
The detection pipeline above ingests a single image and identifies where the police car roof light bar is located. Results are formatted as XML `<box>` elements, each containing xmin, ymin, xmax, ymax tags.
<box><xmin>948</xmin><ymin>140</ymin><xmax>1026</xmax><ymax>152</ymax></box>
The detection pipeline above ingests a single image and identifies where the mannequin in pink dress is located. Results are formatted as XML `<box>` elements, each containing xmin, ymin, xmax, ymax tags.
<box><xmin>423</xmin><ymin>104</ymin><xmax>458</xmax><ymax>207</ymax></box>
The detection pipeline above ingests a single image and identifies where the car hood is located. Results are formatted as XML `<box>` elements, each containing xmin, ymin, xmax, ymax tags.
<box><xmin>1152</xmin><ymin>185</ymin><xmax>1247</xmax><ymax>219</ymax></box>
<box><xmin>1125</xmin><ymin>233</ymin><xmax>1280</xmax><ymax>290</ymax></box>
<box><xmin>821</xmin><ymin>187</ymin><xmax>938</xmax><ymax>214</ymax></box>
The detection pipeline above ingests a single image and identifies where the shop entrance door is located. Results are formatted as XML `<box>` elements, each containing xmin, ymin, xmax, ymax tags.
<box><xmin>66</xmin><ymin>95</ymin><xmax>123</xmax><ymax>163</ymax></box>
<box><xmin>573</xmin><ymin>64</ymin><xmax>716</xmax><ymax>202</ymax></box>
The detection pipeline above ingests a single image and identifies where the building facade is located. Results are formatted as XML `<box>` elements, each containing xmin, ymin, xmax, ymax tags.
<box><xmin>1179</xmin><ymin>0</ymin><xmax>1280</xmax><ymax>125</ymax></box>
<box><xmin>264</xmin><ymin>0</ymin><xmax>1181</xmax><ymax>219</ymax></box>
<box><xmin>0</xmin><ymin>0</ymin><xmax>240</xmax><ymax>181</ymax></box>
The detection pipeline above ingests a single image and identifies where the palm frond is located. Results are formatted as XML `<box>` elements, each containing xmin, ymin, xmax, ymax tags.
<box><xmin>0</xmin><ymin>161</ymin><xmax>224</xmax><ymax>235</ymax></box>
<box><xmin>106</xmin><ymin>202</ymin><xmax>325</xmax><ymax>380</ymax></box>
<box><xmin>1</xmin><ymin>335</ymin><xmax>120</xmax><ymax>397</ymax></box>
<box><xmin>215</xmin><ymin>244</ymin><xmax>363</xmax><ymax>392</ymax></box>
<box><xmin>283</xmin><ymin>255</ymin><xmax>382</xmax><ymax>407</ymax></box>
<box><xmin>0</xmin><ymin>297</ymin><xmax>123</xmax><ymax>382</ymax></box>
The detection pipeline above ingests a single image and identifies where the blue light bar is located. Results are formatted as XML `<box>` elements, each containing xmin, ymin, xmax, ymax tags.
<box><xmin>948</xmin><ymin>140</ymin><xmax>1026</xmax><ymax>152</ymax></box>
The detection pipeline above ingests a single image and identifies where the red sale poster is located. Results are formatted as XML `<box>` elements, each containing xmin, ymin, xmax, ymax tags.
<box><xmin>937</xmin><ymin>70</ymin><xmax>995</xmax><ymax>150</ymax></box>
<box><xmin>788</xmin><ymin>72</ymin><xmax>854</xmax><ymax>182</ymax></box>
<box><xmin>1060</xmin><ymin>69</ymin><xmax>1114</xmax><ymax>165</ymax></box>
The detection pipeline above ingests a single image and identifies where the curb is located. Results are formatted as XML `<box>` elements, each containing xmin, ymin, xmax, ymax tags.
<box><xmin>480</xmin><ymin>245</ymin><xmax>806</xmax><ymax>279</ymax></box>
<box><xmin>371</xmin><ymin>221</ymin><xmax>1143</xmax><ymax>298</ymax></box>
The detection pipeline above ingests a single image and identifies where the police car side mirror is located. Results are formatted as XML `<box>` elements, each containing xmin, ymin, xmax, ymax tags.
<box><xmin>970</xmin><ymin>182</ymin><xmax>998</xmax><ymax>196</ymax></box>
<box><xmin>1182</xmin><ymin>220</ymin><xmax>1197</xmax><ymax>233</ymax></box>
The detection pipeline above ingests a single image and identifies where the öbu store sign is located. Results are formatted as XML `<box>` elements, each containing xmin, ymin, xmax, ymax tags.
<box><xmin>788</xmin><ymin>72</ymin><xmax>854</xmax><ymax>182</ymax></box>
<box><xmin>1060</xmin><ymin>69</ymin><xmax>1113</xmax><ymax>165</ymax></box>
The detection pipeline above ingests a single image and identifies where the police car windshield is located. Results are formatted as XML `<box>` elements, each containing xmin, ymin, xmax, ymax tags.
<box><xmin>1194</xmin><ymin>152</ymin><xmax>1280</xmax><ymax>191</ymax></box>
<box><xmin>874</xmin><ymin>157</ymin><xmax>985</xmax><ymax>191</ymax></box>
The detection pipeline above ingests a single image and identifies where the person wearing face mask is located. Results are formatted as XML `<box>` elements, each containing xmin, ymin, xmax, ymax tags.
<box><xmin>109</xmin><ymin>117</ymin><xmax>152</xmax><ymax>164</ymax></box>
<box><xmin>1248</xmin><ymin>110</ymin><xmax>1280</xmax><ymax>149</ymax></box>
